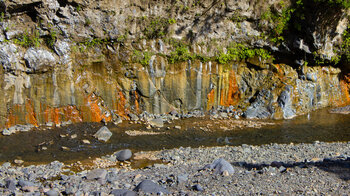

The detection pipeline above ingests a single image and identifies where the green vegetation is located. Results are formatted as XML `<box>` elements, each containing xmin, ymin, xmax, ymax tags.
<box><xmin>168</xmin><ymin>42</ymin><xmax>194</xmax><ymax>64</ymax></box>
<box><xmin>46</xmin><ymin>29</ymin><xmax>57</xmax><ymax>49</ymax></box>
<box><xmin>168</xmin><ymin>18</ymin><xmax>176</xmax><ymax>24</ymax></box>
<box><xmin>216</xmin><ymin>44</ymin><xmax>273</xmax><ymax>64</ymax></box>
<box><xmin>13</xmin><ymin>29</ymin><xmax>41</xmax><ymax>48</ymax></box>
<box><xmin>261</xmin><ymin>1</ymin><xmax>295</xmax><ymax>44</ymax></box>
<box><xmin>133</xmin><ymin>50</ymin><xmax>153</xmax><ymax>66</ymax></box>
<box><xmin>142</xmin><ymin>17</ymin><xmax>169</xmax><ymax>39</ymax></box>
<box><xmin>341</xmin><ymin>28</ymin><xmax>350</xmax><ymax>62</ymax></box>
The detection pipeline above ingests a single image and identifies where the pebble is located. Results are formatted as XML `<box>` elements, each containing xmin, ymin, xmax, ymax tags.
<box><xmin>82</xmin><ymin>139</ymin><xmax>90</xmax><ymax>144</ymax></box>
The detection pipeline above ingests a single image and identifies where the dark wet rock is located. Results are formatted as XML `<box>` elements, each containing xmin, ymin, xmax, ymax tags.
<box><xmin>148</xmin><ymin>118</ymin><xmax>164</xmax><ymax>128</ymax></box>
<box><xmin>114</xmin><ymin>149</ymin><xmax>132</xmax><ymax>161</ymax></box>
<box><xmin>86</xmin><ymin>169</ymin><xmax>107</xmax><ymax>180</ymax></box>
<box><xmin>204</xmin><ymin>158</ymin><xmax>235</xmax><ymax>175</ymax></box>
<box><xmin>192</xmin><ymin>184</ymin><xmax>204</xmax><ymax>191</ymax></box>
<box><xmin>134</xmin><ymin>180</ymin><xmax>170</xmax><ymax>194</ymax></box>
<box><xmin>110</xmin><ymin>189</ymin><xmax>137</xmax><ymax>196</ymax></box>
<box><xmin>93</xmin><ymin>126</ymin><xmax>112</xmax><ymax>142</ymax></box>
<box><xmin>45</xmin><ymin>189</ymin><xmax>59</xmax><ymax>196</ymax></box>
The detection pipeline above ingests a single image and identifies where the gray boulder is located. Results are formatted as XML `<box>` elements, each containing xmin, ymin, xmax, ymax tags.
<box><xmin>204</xmin><ymin>158</ymin><xmax>235</xmax><ymax>175</ymax></box>
<box><xmin>86</xmin><ymin>169</ymin><xmax>107</xmax><ymax>180</ymax></box>
<box><xmin>24</xmin><ymin>48</ymin><xmax>56</xmax><ymax>73</ymax></box>
<box><xmin>148</xmin><ymin>118</ymin><xmax>164</xmax><ymax>128</ymax></box>
<box><xmin>93</xmin><ymin>126</ymin><xmax>112</xmax><ymax>142</ymax></box>
<box><xmin>45</xmin><ymin>189</ymin><xmax>59</xmax><ymax>196</ymax></box>
<box><xmin>134</xmin><ymin>180</ymin><xmax>170</xmax><ymax>194</ymax></box>
<box><xmin>110</xmin><ymin>189</ymin><xmax>137</xmax><ymax>196</ymax></box>
<box><xmin>114</xmin><ymin>149</ymin><xmax>132</xmax><ymax>161</ymax></box>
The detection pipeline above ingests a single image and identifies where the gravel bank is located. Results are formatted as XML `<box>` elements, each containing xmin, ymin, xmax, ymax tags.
<box><xmin>1</xmin><ymin>142</ymin><xmax>350</xmax><ymax>195</ymax></box>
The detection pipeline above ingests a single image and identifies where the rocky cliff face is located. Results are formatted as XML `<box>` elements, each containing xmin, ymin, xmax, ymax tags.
<box><xmin>0</xmin><ymin>0</ymin><xmax>349</xmax><ymax>128</ymax></box>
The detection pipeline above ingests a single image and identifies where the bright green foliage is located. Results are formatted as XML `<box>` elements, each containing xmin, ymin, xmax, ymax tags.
<box><xmin>13</xmin><ymin>29</ymin><xmax>41</xmax><ymax>48</ymax></box>
<box><xmin>46</xmin><ymin>30</ymin><xmax>57</xmax><ymax>48</ymax></box>
<box><xmin>168</xmin><ymin>18</ymin><xmax>176</xmax><ymax>24</ymax></box>
<box><xmin>143</xmin><ymin>17</ymin><xmax>169</xmax><ymax>39</ymax></box>
<box><xmin>133</xmin><ymin>50</ymin><xmax>153</xmax><ymax>66</ymax></box>
<box><xmin>216</xmin><ymin>44</ymin><xmax>273</xmax><ymax>64</ymax></box>
<box><xmin>168</xmin><ymin>43</ymin><xmax>194</xmax><ymax>64</ymax></box>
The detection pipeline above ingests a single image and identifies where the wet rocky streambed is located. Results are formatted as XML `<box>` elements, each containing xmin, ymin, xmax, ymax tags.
<box><xmin>1</xmin><ymin>108</ymin><xmax>350</xmax><ymax>195</ymax></box>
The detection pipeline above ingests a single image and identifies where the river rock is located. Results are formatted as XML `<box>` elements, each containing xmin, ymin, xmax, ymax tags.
<box><xmin>203</xmin><ymin>158</ymin><xmax>235</xmax><ymax>175</ymax></box>
<box><xmin>114</xmin><ymin>149</ymin><xmax>132</xmax><ymax>161</ymax></box>
<box><xmin>45</xmin><ymin>189</ymin><xmax>59</xmax><ymax>196</ymax></box>
<box><xmin>193</xmin><ymin>184</ymin><xmax>204</xmax><ymax>191</ymax></box>
<box><xmin>86</xmin><ymin>169</ymin><xmax>107</xmax><ymax>180</ymax></box>
<box><xmin>2</xmin><ymin>124</ymin><xmax>34</xmax><ymax>136</ymax></box>
<box><xmin>330</xmin><ymin>105</ymin><xmax>350</xmax><ymax>114</ymax></box>
<box><xmin>148</xmin><ymin>118</ymin><xmax>164</xmax><ymax>128</ymax></box>
<box><xmin>94</xmin><ymin>126</ymin><xmax>112</xmax><ymax>142</ymax></box>
<box><xmin>134</xmin><ymin>180</ymin><xmax>170</xmax><ymax>194</ymax></box>
<box><xmin>110</xmin><ymin>189</ymin><xmax>137</xmax><ymax>196</ymax></box>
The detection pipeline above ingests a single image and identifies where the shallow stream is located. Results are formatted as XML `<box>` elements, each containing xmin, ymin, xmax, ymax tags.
<box><xmin>0</xmin><ymin>108</ymin><xmax>349</xmax><ymax>165</ymax></box>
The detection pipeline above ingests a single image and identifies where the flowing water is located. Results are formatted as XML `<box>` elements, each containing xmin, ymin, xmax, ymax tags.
<box><xmin>0</xmin><ymin>108</ymin><xmax>350</xmax><ymax>165</ymax></box>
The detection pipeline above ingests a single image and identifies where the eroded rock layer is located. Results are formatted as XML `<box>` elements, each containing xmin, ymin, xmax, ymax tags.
<box><xmin>0</xmin><ymin>0</ymin><xmax>349</xmax><ymax>128</ymax></box>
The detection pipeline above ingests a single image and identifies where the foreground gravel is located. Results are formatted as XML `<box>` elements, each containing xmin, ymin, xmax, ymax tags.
<box><xmin>2</xmin><ymin>142</ymin><xmax>350</xmax><ymax>195</ymax></box>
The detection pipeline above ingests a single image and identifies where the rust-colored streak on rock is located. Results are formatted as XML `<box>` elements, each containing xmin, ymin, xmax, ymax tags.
<box><xmin>25</xmin><ymin>99</ymin><xmax>38</xmax><ymax>127</ymax></box>
<box><xmin>220</xmin><ymin>70</ymin><xmax>240</xmax><ymax>107</ymax></box>
<box><xmin>85</xmin><ymin>94</ymin><xmax>112</xmax><ymax>123</ymax></box>
<box><xmin>340</xmin><ymin>74</ymin><xmax>350</xmax><ymax>105</ymax></box>
<box><xmin>134</xmin><ymin>91</ymin><xmax>140</xmax><ymax>114</ymax></box>
<box><xmin>116</xmin><ymin>91</ymin><xmax>128</xmax><ymax>119</ymax></box>
<box><xmin>5</xmin><ymin>110</ymin><xmax>17</xmax><ymax>128</ymax></box>
<box><xmin>63</xmin><ymin>106</ymin><xmax>83</xmax><ymax>123</ymax></box>
<box><xmin>87</xmin><ymin>94</ymin><xmax>103</xmax><ymax>122</ymax></box>
<box><xmin>207</xmin><ymin>89</ymin><xmax>215</xmax><ymax>110</ymax></box>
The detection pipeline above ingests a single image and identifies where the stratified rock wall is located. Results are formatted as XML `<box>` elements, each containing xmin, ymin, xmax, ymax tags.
<box><xmin>0</xmin><ymin>0</ymin><xmax>349</xmax><ymax>128</ymax></box>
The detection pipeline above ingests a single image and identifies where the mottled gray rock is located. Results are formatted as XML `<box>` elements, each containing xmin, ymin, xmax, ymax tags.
<box><xmin>45</xmin><ymin>189</ymin><xmax>59</xmax><ymax>196</ymax></box>
<box><xmin>114</xmin><ymin>149</ymin><xmax>132</xmax><ymax>161</ymax></box>
<box><xmin>193</xmin><ymin>184</ymin><xmax>204</xmax><ymax>191</ymax></box>
<box><xmin>330</xmin><ymin>105</ymin><xmax>350</xmax><ymax>114</ymax></box>
<box><xmin>177</xmin><ymin>174</ymin><xmax>188</xmax><ymax>184</ymax></box>
<box><xmin>86</xmin><ymin>169</ymin><xmax>107</xmax><ymax>180</ymax></box>
<box><xmin>2</xmin><ymin>124</ymin><xmax>34</xmax><ymax>136</ymax></box>
<box><xmin>204</xmin><ymin>158</ymin><xmax>235</xmax><ymax>175</ymax></box>
<box><xmin>134</xmin><ymin>180</ymin><xmax>170</xmax><ymax>194</ymax></box>
<box><xmin>128</xmin><ymin>113</ymin><xmax>139</xmax><ymax>121</ymax></box>
<box><xmin>54</xmin><ymin>41</ymin><xmax>70</xmax><ymax>57</ymax></box>
<box><xmin>110</xmin><ymin>189</ymin><xmax>137</xmax><ymax>196</ymax></box>
<box><xmin>5</xmin><ymin>178</ymin><xmax>16</xmax><ymax>191</ymax></box>
<box><xmin>278</xmin><ymin>85</ymin><xmax>296</xmax><ymax>119</ymax></box>
<box><xmin>24</xmin><ymin>48</ymin><xmax>56</xmax><ymax>73</ymax></box>
<box><xmin>245</xmin><ymin>105</ymin><xmax>271</xmax><ymax>119</ymax></box>
<box><xmin>93</xmin><ymin>126</ymin><xmax>112</xmax><ymax>142</ymax></box>
<box><xmin>148</xmin><ymin>118</ymin><xmax>164</xmax><ymax>128</ymax></box>
<box><xmin>0</xmin><ymin>43</ymin><xmax>23</xmax><ymax>71</ymax></box>
<box><xmin>18</xmin><ymin>179</ymin><xmax>35</xmax><ymax>187</ymax></box>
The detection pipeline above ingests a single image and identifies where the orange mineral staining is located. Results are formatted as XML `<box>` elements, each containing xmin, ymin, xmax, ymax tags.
<box><xmin>220</xmin><ymin>70</ymin><xmax>240</xmax><ymax>107</ymax></box>
<box><xmin>207</xmin><ymin>89</ymin><xmax>215</xmax><ymax>110</ymax></box>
